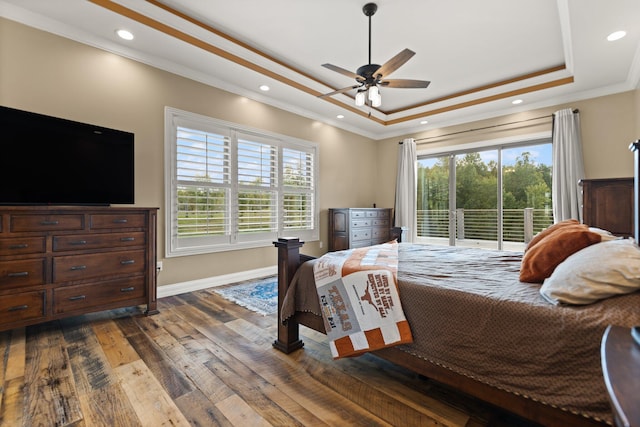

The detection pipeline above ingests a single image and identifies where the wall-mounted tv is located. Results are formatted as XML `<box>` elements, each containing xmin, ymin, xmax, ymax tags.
<box><xmin>0</xmin><ymin>105</ymin><xmax>134</xmax><ymax>205</ymax></box>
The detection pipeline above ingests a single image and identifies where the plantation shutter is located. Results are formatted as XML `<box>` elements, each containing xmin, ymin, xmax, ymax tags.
<box><xmin>282</xmin><ymin>147</ymin><xmax>315</xmax><ymax>231</ymax></box>
<box><xmin>174</xmin><ymin>126</ymin><xmax>232</xmax><ymax>248</ymax></box>
<box><xmin>235</xmin><ymin>133</ymin><xmax>278</xmax><ymax>242</ymax></box>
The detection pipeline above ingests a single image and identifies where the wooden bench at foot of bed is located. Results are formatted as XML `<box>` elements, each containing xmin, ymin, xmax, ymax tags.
<box><xmin>272</xmin><ymin>237</ymin><xmax>609</xmax><ymax>427</ymax></box>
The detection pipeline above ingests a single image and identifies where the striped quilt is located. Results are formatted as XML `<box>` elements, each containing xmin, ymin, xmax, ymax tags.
<box><xmin>312</xmin><ymin>241</ymin><xmax>413</xmax><ymax>359</ymax></box>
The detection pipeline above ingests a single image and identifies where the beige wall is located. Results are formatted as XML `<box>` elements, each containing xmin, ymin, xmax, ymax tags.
<box><xmin>2</xmin><ymin>17</ymin><xmax>638</xmax><ymax>288</ymax></box>
<box><xmin>0</xmin><ymin>18</ymin><xmax>378</xmax><ymax>286</ymax></box>
<box><xmin>375</xmin><ymin>90</ymin><xmax>640</xmax><ymax>210</ymax></box>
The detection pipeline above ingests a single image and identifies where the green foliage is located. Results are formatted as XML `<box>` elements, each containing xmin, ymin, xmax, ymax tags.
<box><xmin>417</xmin><ymin>150</ymin><xmax>553</xmax><ymax>242</ymax></box>
<box><xmin>418</xmin><ymin>151</ymin><xmax>551</xmax><ymax>210</ymax></box>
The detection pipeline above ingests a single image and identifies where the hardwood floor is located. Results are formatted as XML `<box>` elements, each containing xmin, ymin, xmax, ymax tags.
<box><xmin>0</xmin><ymin>284</ymin><xmax>540</xmax><ymax>426</ymax></box>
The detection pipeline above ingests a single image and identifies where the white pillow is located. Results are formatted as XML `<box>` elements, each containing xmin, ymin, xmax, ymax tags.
<box><xmin>588</xmin><ymin>226</ymin><xmax>619</xmax><ymax>242</ymax></box>
<box><xmin>540</xmin><ymin>238</ymin><xmax>640</xmax><ymax>305</ymax></box>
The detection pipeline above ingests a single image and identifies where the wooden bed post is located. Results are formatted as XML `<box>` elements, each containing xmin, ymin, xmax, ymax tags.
<box><xmin>272</xmin><ymin>237</ymin><xmax>305</xmax><ymax>353</ymax></box>
<box><xmin>630</xmin><ymin>140</ymin><xmax>640</xmax><ymax>243</ymax></box>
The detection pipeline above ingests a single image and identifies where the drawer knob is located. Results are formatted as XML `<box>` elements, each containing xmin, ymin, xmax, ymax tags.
<box><xmin>120</xmin><ymin>286</ymin><xmax>135</xmax><ymax>292</ymax></box>
<box><xmin>8</xmin><ymin>244</ymin><xmax>29</xmax><ymax>249</ymax></box>
<box><xmin>8</xmin><ymin>304</ymin><xmax>28</xmax><ymax>312</ymax></box>
<box><xmin>70</xmin><ymin>240</ymin><xmax>88</xmax><ymax>245</ymax></box>
<box><xmin>8</xmin><ymin>271</ymin><xmax>29</xmax><ymax>277</ymax></box>
<box><xmin>120</xmin><ymin>260</ymin><xmax>135</xmax><ymax>265</ymax></box>
<box><xmin>40</xmin><ymin>220</ymin><xmax>59</xmax><ymax>225</ymax></box>
<box><xmin>68</xmin><ymin>295</ymin><xmax>86</xmax><ymax>301</ymax></box>
<box><xmin>70</xmin><ymin>265</ymin><xmax>87</xmax><ymax>271</ymax></box>
<box><xmin>120</xmin><ymin>237</ymin><xmax>135</xmax><ymax>242</ymax></box>
<box><xmin>113</xmin><ymin>219</ymin><xmax>128</xmax><ymax>224</ymax></box>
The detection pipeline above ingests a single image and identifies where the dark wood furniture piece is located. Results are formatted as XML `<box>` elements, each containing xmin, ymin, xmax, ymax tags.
<box><xmin>601</xmin><ymin>325</ymin><xmax>640</xmax><ymax>427</ymax></box>
<box><xmin>0</xmin><ymin>206</ymin><xmax>158</xmax><ymax>332</ymax></box>
<box><xmin>328</xmin><ymin>208</ymin><xmax>392</xmax><ymax>251</ymax></box>
<box><xmin>581</xmin><ymin>177</ymin><xmax>634</xmax><ymax>236</ymax></box>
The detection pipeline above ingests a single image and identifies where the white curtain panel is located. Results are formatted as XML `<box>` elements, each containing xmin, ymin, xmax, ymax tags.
<box><xmin>395</xmin><ymin>138</ymin><xmax>417</xmax><ymax>242</ymax></box>
<box><xmin>552</xmin><ymin>108</ymin><xmax>585</xmax><ymax>222</ymax></box>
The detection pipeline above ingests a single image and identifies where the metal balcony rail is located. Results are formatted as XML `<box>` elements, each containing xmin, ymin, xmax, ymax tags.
<box><xmin>417</xmin><ymin>208</ymin><xmax>553</xmax><ymax>243</ymax></box>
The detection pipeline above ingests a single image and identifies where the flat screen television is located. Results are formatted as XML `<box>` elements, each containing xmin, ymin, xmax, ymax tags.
<box><xmin>0</xmin><ymin>105</ymin><xmax>134</xmax><ymax>205</ymax></box>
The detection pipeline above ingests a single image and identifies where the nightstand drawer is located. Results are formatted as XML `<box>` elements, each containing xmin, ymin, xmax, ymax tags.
<box><xmin>53</xmin><ymin>277</ymin><xmax>145</xmax><ymax>314</ymax></box>
<box><xmin>53</xmin><ymin>250</ymin><xmax>145</xmax><ymax>283</ymax></box>
<box><xmin>0</xmin><ymin>259</ymin><xmax>46</xmax><ymax>288</ymax></box>
<box><xmin>0</xmin><ymin>291</ymin><xmax>46</xmax><ymax>324</ymax></box>
<box><xmin>53</xmin><ymin>232</ymin><xmax>145</xmax><ymax>252</ymax></box>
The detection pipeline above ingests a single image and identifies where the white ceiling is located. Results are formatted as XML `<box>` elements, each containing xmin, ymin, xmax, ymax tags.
<box><xmin>1</xmin><ymin>0</ymin><xmax>639</xmax><ymax>140</ymax></box>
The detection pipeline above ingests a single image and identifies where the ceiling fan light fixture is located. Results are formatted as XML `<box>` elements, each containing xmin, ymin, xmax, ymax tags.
<box><xmin>355</xmin><ymin>90</ymin><xmax>366</xmax><ymax>106</ymax></box>
<box><xmin>371</xmin><ymin>93</ymin><xmax>382</xmax><ymax>107</ymax></box>
<box><xmin>368</xmin><ymin>85</ymin><xmax>379</xmax><ymax>101</ymax></box>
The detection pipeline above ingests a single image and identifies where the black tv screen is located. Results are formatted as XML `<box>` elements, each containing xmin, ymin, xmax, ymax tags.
<box><xmin>0</xmin><ymin>106</ymin><xmax>134</xmax><ymax>205</ymax></box>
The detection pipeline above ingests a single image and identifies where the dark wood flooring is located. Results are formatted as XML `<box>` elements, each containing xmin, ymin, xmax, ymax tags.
<box><xmin>0</xmin><ymin>283</ymin><xmax>541</xmax><ymax>426</ymax></box>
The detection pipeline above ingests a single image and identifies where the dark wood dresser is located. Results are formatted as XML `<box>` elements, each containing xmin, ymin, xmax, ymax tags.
<box><xmin>0</xmin><ymin>206</ymin><xmax>158</xmax><ymax>332</ymax></box>
<box><xmin>328</xmin><ymin>208</ymin><xmax>392</xmax><ymax>251</ymax></box>
<box><xmin>581</xmin><ymin>178</ymin><xmax>634</xmax><ymax>237</ymax></box>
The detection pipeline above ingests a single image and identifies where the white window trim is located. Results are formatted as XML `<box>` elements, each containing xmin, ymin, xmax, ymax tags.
<box><xmin>164</xmin><ymin>107</ymin><xmax>319</xmax><ymax>258</ymax></box>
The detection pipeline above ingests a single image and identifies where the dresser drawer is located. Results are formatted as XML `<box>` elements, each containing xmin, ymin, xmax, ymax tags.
<box><xmin>372</xmin><ymin>228</ymin><xmax>390</xmax><ymax>240</ymax></box>
<box><xmin>351</xmin><ymin>240</ymin><xmax>372</xmax><ymax>248</ymax></box>
<box><xmin>372</xmin><ymin>219</ymin><xmax>389</xmax><ymax>227</ymax></box>
<box><xmin>90</xmin><ymin>213</ymin><xmax>146</xmax><ymax>230</ymax></box>
<box><xmin>53</xmin><ymin>276</ymin><xmax>145</xmax><ymax>314</ymax></box>
<box><xmin>0</xmin><ymin>290</ymin><xmax>46</xmax><ymax>324</ymax></box>
<box><xmin>0</xmin><ymin>237</ymin><xmax>46</xmax><ymax>256</ymax></box>
<box><xmin>10</xmin><ymin>214</ymin><xmax>83</xmax><ymax>232</ymax></box>
<box><xmin>0</xmin><ymin>259</ymin><xmax>46</xmax><ymax>288</ymax></box>
<box><xmin>351</xmin><ymin>229</ymin><xmax>372</xmax><ymax>241</ymax></box>
<box><xmin>350</xmin><ymin>210</ymin><xmax>367</xmax><ymax>219</ymax></box>
<box><xmin>351</xmin><ymin>219</ymin><xmax>372</xmax><ymax>228</ymax></box>
<box><xmin>53</xmin><ymin>232</ymin><xmax>145</xmax><ymax>252</ymax></box>
<box><xmin>53</xmin><ymin>250</ymin><xmax>145</xmax><ymax>283</ymax></box>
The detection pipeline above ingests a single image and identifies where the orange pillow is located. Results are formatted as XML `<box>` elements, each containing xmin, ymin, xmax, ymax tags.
<box><xmin>525</xmin><ymin>219</ymin><xmax>580</xmax><ymax>252</ymax></box>
<box><xmin>519</xmin><ymin>225</ymin><xmax>602</xmax><ymax>283</ymax></box>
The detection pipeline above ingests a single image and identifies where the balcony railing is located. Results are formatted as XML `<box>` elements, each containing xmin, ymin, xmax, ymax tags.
<box><xmin>417</xmin><ymin>208</ymin><xmax>553</xmax><ymax>245</ymax></box>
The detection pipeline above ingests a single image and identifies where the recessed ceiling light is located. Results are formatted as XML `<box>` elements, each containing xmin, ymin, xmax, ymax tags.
<box><xmin>512</xmin><ymin>99</ymin><xmax>523</xmax><ymax>105</ymax></box>
<box><xmin>336</xmin><ymin>114</ymin><xmax>344</xmax><ymax>119</ymax></box>
<box><xmin>607</xmin><ymin>30</ymin><xmax>626</xmax><ymax>41</ymax></box>
<box><xmin>259</xmin><ymin>85</ymin><xmax>270</xmax><ymax>91</ymax></box>
<box><xmin>420</xmin><ymin>120</ymin><xmax>428</xmax><ymax>125</ymax></box>
<box><xmin>116</xmin><ymin>29</ymin><xmax>134</xmax><ymax>40</ymax></box>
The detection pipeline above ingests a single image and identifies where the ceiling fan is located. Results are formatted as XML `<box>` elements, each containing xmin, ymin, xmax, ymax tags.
<box><xmin>319</xmin><ymin>2</ymin><xmax>430</xmax><ymax>107</ymax></box>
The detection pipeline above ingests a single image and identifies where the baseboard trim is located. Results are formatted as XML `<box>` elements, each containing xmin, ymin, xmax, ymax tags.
<box><xmin>157</xmin><ymin>265</ymin><xmax>277</xmax><ymax>298</ymax></box>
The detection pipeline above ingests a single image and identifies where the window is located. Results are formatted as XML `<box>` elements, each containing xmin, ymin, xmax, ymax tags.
<box><xmin>165</xmin><ymin>107</ymin><xmax>318</xmax><ymax>257</ymax></box>
<box><xmin>416</xmin><ymin>135</ymin><xmax>552</xmax><ymax>251</ymax></box>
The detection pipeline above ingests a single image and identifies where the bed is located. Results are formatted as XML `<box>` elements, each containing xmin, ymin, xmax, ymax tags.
<box><xmin>274</xmin><ymin>235</ymin><xmax>640</xmax><ymax>426</ymax></box>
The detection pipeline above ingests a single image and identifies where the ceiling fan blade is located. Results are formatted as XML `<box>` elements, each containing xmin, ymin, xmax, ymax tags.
<box><xmin>318</xmin><ymin>85</ymin><xmax>360</xmax><ymax>98</ymax></box>
<box><xmin>373</xmin><ymin>49</ymin><xmax>415</xmax><ymax>78</ymax></box>
<box><xmin>380</xmin><ymin>79</ymin><xmax>431</xmax><ymax>88</ymax></box>
<box><xmin>321</xmin><ymin>63</ymin><xmax>364</xmax><ymax>81</ymax></box>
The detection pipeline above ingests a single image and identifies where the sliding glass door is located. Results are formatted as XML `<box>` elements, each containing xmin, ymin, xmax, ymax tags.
<box><xmin>416</xmin><ymin>140</ymin><xmax>553</xmax><ymax>251</ymax></box>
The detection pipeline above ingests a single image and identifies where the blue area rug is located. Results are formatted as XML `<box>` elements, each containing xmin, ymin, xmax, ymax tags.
<box><xmin>214</xmin><ymin>276</ymin><xmax>278</xmax><ymax>315</ymax></box>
